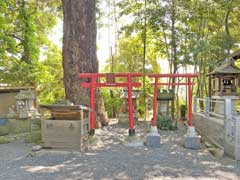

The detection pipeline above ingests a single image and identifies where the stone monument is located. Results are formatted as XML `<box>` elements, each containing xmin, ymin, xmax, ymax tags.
<box><xmin>6</xmin><ymin>89</ymin><xmax>37</xmax><ymax>134</ymax></box>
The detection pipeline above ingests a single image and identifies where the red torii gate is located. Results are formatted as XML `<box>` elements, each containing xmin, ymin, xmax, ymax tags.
<box><xmin>148</xmin><ymin>73</ymin><xmax>199</xmax><ymax>130</ymax></box>
<box><xmin>80</xmin><ymin>72</ymin><xmax>199</xmax><ymax>137</ymax></box>
<box><xmin>80</xmin><ymin>73</ymin><xmax>142</xmax><ymax>136</ymax></box>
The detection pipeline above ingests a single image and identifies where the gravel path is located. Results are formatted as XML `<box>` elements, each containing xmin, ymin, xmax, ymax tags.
<box><xmin>0</xmin><ymin>120</ymin><xmax>239</xmax><ymax>180</ymax></box>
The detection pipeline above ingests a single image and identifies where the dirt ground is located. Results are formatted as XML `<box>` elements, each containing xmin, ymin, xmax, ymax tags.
<box><xmin>0</xmin><ymin>120</ymin><xmax>239</xmax><ymax>180</ymax></box>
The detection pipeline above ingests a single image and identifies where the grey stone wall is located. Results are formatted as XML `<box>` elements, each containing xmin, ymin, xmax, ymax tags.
<box><xmin>8</xmin><ymin>118</ymin><xmax>31</xmax><ymax>134</ymax></box>
<box><xmin>193</xmin><ymin>113</ymin><xmax>239</xmax><ymax>160</ymax></box>
<box><xmin>193</xmin><ymin>113</ymin><xmax>225</xmax><ymax>148</ymax></box>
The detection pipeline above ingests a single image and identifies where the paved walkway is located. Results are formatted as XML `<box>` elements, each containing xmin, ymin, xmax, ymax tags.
<box><xmin>0</xmin><ymin>121</ymin><xmax>239</xmax><ymax>180</ymax></box>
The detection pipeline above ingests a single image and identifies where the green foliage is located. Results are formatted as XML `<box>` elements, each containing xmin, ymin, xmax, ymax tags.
<box><xmin>101</xmin><ymin>89</ymin><xmax>122</xmax><ymax>118</ymax></box>
<box><xmin>0</xmin><ymin>136</ymin><xmax>10</xmax><ymax>144</ymax></box>
<box><xmin>105</xmin><ymin>34</ymin><xmax>159</xmax><ymax>73</ymax></box>
<box><xmin>157</xmin><ymin>115</ymin><xmax>177</xmax><ymax>131</ymax></box>
<box><xmin>37</xmin><ymin>44</ymin><xmax>64</xmax><ymax>104</ymax></box>
<box><xmin>116</xmin><ymin>0</ymin><xmax>240</xmax><ymax>100</ymax></box>
<box><xmin>25</xmin><ymin>131</ymin><xmax>42</xmax><ymax>144</ymax></box>
<box><xmin>180</xmin><ymin>104</ymin><xmax>187</xmax><ymax>119</ymax></box>
<box><xmin>0</xmin><ymin>0</ymin><xmax>63</xmax><ymax>103</ymax></box>
<box><xmin>103</xmin><ymin>33</ymin><xmax>159</xmax><ymax>117</ymax></box>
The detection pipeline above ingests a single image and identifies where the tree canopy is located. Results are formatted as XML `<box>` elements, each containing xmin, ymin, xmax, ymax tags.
<box><xmin>1</xmin><ymin>0</ymin><xmax>240</xmax><ymax>106</ymax></box>
<box><xmin>0</xmin><ymin>0</ymin><xmax>63</xmax><ymax>103</ymax></box>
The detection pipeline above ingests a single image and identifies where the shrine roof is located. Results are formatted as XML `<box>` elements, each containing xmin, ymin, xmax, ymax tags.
<box><xmin>0</xmin><ymin>86</ymin><xmax>34</xmax><ymax>93</ymax></box>
<box><xmin>208</xmin><ymin>50</ymin><xmax>240</xmax><ymax>75</ymax></box>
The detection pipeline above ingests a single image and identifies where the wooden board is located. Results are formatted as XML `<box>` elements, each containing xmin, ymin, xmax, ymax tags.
<box><xmin>41</xmin><ymin>119</ymin><xmax>89</xmax><ymax>150</ymax></box>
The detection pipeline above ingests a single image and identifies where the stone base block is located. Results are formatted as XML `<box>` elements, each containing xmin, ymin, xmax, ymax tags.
<box><xmin>124</xmin><ymin>136</ymin><xmax>144</xmax><ymax>147</ymax></box>
<box><xmin>146</xmin><ymin>134</ymin><xmax>161</xmax><ymax>148</ymax></box>
<box><xmin>184</xmin><ymin>136</ymin><xmax>201</xmax><ymax>149</ymax></box>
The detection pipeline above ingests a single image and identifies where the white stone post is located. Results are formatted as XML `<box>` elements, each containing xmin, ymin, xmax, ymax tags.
<box><xmin>235</xmin><ymin>116</ymin><xmax>240</xmax><ymax>161</ymax></box>
<box><xmin>224</xmin><ymin>99</ymin><xmax>232</xmax><ymax>143</ymax></box>
<box><xmin>224</xmin><ymin>98</ymin><xmax>232</xmax><ymax>120</ymax></box>
<box><xmin>193</xmin><ymin>96</ymin><xmax>197</xmax><ymax>113</ymax></box>
<box><xmin>205</xmin><ymin>97</ymin><xmax>210</xmax><ymax>117</ymax></box>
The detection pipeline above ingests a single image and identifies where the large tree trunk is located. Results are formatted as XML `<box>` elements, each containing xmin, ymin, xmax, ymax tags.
<box><xmin>61</xmin><ymin>0</ymin><xmax>108</xmax><ymax>125</ymax></box>
<box><xmin>62</xmin><ymin>0</ymin><xmax>97</xmax><ymax>105</ymax></box>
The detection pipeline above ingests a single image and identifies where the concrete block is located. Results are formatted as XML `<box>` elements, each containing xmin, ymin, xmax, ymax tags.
<box><xmin>184</xmin><ymin>136</ymin><xmax>201</xmax><ymax>149</ymax></box>
<box><xmin>184</xmin><ymin>126</ymin><xmax>201</xmax><ymax>149</ymax></box>
<box><xmin>193</xmin><ymin>113</ymin><xmax>224</xmax><ymax>148</ymax></box>
<box><xmin>146</xmin><ymin>134</ymin><xmax>161</xmax><ymax>148</ymax></box>
<box><xmin>145</xmin><ymin>126</ymin><xmax>161</xmax><ymax>148</ymax></box>
<box><xmin>124</xmin><ymin>136</ymin><xmax>144</xmax><ymax>147</ymax></box>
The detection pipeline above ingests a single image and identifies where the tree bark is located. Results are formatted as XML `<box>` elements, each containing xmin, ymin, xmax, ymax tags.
<box><xmin>225</xmin><ymin>0</ymin><xmax>233</xmax><ymax>57</ymax></box>
<box><xmin>170</xmin><ymin>0</ymin><xmax>177</xmax><ymax>119</ymax></box>
<box><xmin>61</xmin><ymin>0</ymin><xmax>108</xmax><ymax>125</ymax></box>
<box><xmin>62</xmin><ymin>0</ymin><xmax>97</xmax><ymax>105</ymax></box>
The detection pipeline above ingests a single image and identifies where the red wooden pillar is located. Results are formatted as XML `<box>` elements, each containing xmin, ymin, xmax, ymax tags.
<box><xmin>127</xmin><ymin>75</ymin><xmax>135</xmax><ymax>136</ymax></box>
<box><xmin>188</xmin><ymin>77</ymin><xmax>193</xmax><ymax>126</ymax></box>
<box><xmin>89</xmin><ymin>76</ymin><xmax>96</xmax><ymax>135</ymax></box>
<box><xmin>152</xmin><ymin>77</ymin><xmax>159</xmax><ymax>127</ymax></box>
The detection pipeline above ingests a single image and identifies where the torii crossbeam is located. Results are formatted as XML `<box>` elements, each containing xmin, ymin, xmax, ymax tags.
<box><xmin>80</xmin><ymin>73</ymin><xmax>142</xmax><ymax>136</ymax></box>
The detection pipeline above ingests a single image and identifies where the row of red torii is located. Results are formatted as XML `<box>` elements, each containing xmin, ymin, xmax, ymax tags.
<box><xmin>80</xmin><ymin>73</ymin><xmax>198</xmax><ymax>137</ymax></box>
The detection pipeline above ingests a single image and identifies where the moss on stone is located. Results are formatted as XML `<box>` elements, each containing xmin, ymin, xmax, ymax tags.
<box><xmin>0</xmin><ymin>136</ymin><xmax>10</xmax><ymax>144</ymax></box>
<box><xmin>25</xmin><ymin>131</ymin><xmax>42</xmax><ymax>144</ymax></box>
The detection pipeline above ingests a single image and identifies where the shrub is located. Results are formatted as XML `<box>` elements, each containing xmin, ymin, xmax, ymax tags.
<box><xmin>157</xmin><ymin>115</ymin><xmax>177</xmax><ymax>130</ymax></box>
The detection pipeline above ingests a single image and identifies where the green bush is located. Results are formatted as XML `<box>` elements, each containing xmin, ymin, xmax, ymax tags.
<box><xmin>180</xmin><ymin>105</ymin><xmax>187</xmax><ymax>119</ymax></box>
<box><xmin>25</xmin><ymin>131</ymin><xmax>42</xmax><ymax>144</ymax></box>
<box><xmin>0</xmin><ymin>136</ymin><xmax>10</xmax><ymax>144</ymax></box>
<box><xmin>102</xmin><ymin>89</ymin><xmax>123</xmax><ymax>118</ymax></box>
<box><xmin>157</xmin><ymin>115</ymin><xmax>177</xmax><ymax>130</ymax></box>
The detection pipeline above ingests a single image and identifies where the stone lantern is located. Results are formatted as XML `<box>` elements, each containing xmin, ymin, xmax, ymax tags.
<box><xmin>208</xmin><ymin>51</ymin><xmax>240</xmax><ymax>114</ymax></box>
<box><xmin>15</xmin><ymin>90</ymin><xmax>36</xmax><ymax>118</ymax></box>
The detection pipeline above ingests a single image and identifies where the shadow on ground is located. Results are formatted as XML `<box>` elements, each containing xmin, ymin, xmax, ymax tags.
<box><xmin>0</xmin><ymin>120</ymin><xmax>239</xmax><ymax>180</ymax></box>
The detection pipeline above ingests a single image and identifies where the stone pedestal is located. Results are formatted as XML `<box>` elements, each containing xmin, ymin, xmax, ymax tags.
<box><xmin>124</xmin><ymin>135</ymin><xmax>144</xmax><ymax>147</ymax></box>
<box><xmin>145</xmin><ymin>126</ymin><xmax>161</xmax><ymax>148</ymax></box>
<box><xmin>212</xmin><ymin>96</ymin><xmax>238</xmax><ymax>115</ymax></box>
<box><xmin>184</xmin><ymin>126</ymin><xmax>201</xmax><ymax>149</ymax></box>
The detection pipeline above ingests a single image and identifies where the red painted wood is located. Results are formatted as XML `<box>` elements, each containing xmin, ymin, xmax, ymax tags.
<box><xmin>90</xmin><ymin>77</ymin><xmax>96</xmax><ymax>130</ymax></box>
<box><xmin>148</xmin><ymin>73</ymin><xmax>199</xmax><ymax>78</ymax></box>
<box><xmin>81</xmin><ymin>82</ymin><xmax>141</xmax><ymax>88</ymax></box>
<box><xmin>80</xmin><ymin>72</ymin><xmax>142</xmax><ymax>134</ymax></box>
<box><xmin>148</xmin><ymin>74</ymin><xmax>199</xmax><ymax>128</ymax></box>
<box><xmin>152</xmin><ymin>77</ymin><xmax>159</xmax><ymax>127</ymax></box>
<box><xmin>127</xmin><ymin>75</ymin><xmax>134</xmax><ymax>130</ymax></box>
<box><xmin>188</xmin><ymin>78</ymin><xmax>193</xmax><ymax>126</ymax></box>
<box><xmin>80</xmin><ymin>72</ymin><xmax>199</xmax><ymax>133</ymax></box>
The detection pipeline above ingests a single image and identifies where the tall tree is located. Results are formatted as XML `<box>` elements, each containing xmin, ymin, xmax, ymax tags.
<box><xmin>61</xmin><ymin>0</ymin><xmax>108</xmax><ymax>125</ymax></box>
<box><xmin>61</xmin><ymin>0</ymin><xmax>97</xmax><ymax>105</ymax></box>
